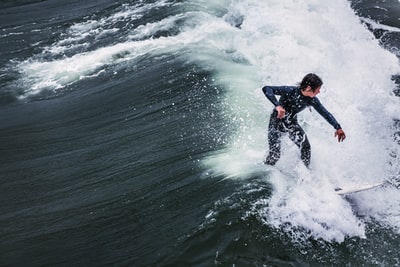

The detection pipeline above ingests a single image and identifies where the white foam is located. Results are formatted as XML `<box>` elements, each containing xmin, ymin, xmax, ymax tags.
<box><xmin>193</xmin><ymin>0</ymin><xmax>400</xmax><ymax>242</ymax></box>
<box><xmin>18</xmin><ymin>41</ymin><xmax>149</xmax><ymax>97</ymax></box>
<box><xmin>361</xmin><ymin>17</ymin><xmax>400</xmax><ymax>33</ymax></box>
<box><xmin>15</xmin><ymin>0</ymin><xmax>175</xmax><ymax>97</ymax></box>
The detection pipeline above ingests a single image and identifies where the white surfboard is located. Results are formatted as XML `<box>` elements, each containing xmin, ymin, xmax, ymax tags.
<box><xmin>335</xmin><ymin>181</ymin><xmax>386</xmax><ymax>195</ymax></box>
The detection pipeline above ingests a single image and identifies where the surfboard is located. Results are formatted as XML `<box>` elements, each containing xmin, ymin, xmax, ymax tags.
<box><xmin>334</xmin><ymin>181</ymin><xmax>386</xmax><ymax>195</ymax></box>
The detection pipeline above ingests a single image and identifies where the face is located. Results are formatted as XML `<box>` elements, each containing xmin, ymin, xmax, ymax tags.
<box><xmin>302</xmin><ymin>86</ymin><xmax>321</xmax><ymax>98</ymax></box>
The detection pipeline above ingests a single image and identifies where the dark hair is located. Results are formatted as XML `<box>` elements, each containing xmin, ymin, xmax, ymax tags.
<box><xmin>299</xmin><ymin>73</ymin><xmax>323</xmax><ymax>92</ymax></box>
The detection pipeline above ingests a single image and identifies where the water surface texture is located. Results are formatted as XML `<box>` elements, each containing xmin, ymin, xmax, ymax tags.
<box><xmin>1</xmin><ymin>0</ymin><xmax>400</xmax><ymax>266</ymax></box>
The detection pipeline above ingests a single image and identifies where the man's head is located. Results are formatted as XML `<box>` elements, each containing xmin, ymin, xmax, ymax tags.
<box><xmin>300</xmin><ymin>73</ymin><xmax>323</xmax><ymax>98</ymax></box>
<box><xmin>300</xmin><ymin>73</ymin><xmax>323</xmax><ymax>91</ymax></box>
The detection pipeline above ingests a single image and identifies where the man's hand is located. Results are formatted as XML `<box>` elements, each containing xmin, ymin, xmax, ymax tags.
<box><xmin>335</xmin><ymin>129</ymin><xmax>346</xmax><ymax>142</ymax></box>
<box><xmin>276</xmin><ymin>105</ymin><xmax>286</xmax><ymax>119</ymax></box>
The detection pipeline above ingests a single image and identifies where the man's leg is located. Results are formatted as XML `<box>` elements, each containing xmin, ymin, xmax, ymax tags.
<box><xmin>288</xmin><ymin>124</ymin><xmax>311</xmax><ymax>167</ymax></box>
<box><xmin>265</xmin><ymin>114</ymin><xmax>282</xmax><ymax>165</ymax></box>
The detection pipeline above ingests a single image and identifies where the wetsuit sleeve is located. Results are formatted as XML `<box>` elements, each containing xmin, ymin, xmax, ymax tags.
<box><xmin>311</xmin><ymin>98</ymin><xmax>342</xmax><ymax>130</ymax></box>
<box><xmin>262</xmin><ymin>86</ymin><xmax>292</xmax><ymax>107</ymax></box>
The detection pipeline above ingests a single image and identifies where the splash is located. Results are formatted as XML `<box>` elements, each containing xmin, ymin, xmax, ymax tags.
<box><xmin>193</xmin><ymin>0</ymin><xmax>400</xmax><ymax>242</ymax></box>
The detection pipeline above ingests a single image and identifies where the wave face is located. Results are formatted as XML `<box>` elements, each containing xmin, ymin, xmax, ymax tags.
<box><xmin>1</xmin><ymin>0</ymin><xmax>400</xmax><ymax>266</ymax></box>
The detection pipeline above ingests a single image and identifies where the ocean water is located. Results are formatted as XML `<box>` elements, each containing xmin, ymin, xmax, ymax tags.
<box><xmin>1</xmin><ymin>0</ymin><xmax>400</xmax><ymax>266</ymax></box>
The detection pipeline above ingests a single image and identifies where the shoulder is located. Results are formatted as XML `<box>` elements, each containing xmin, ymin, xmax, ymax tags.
<box><xmin>309</xmin><ymin>97</ymin><xmax>327</xmax><ymax>110</ymax></box>
<box><xmin>281</xmin><ymin>86</ymin><xmax>298</xmax><ymax>94</ymax></box>
<box><xmin>287</xmin><ymin>86</ymin><xmax>298</xmax><ymax>91</ymax></box>
<box><xmin>310</xmin><ymin>96</ymin><xmax>322</xmax><ymax>105</ymax></box>
<box><xmin>265</xmin><ymin>85</ymin><xmax>297</xmax><ymax>91</ymax></box>
<box><xmin>263</xmin><ymin>85</ymin><xmax>296</xmax><ymax>95</ymax></box>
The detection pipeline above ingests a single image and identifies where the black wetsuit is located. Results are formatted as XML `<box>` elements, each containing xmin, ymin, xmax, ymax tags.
<box><xmin>262</xmin><ymin>85</ymin><xmax>341</xmax><ymax>167</ymax></box>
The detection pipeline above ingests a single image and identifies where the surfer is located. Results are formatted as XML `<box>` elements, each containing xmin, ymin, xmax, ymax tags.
<box><xmin>262</xmin><ymin>73</ymin><xmax>346</xmax><ymax>167</ymax></box>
